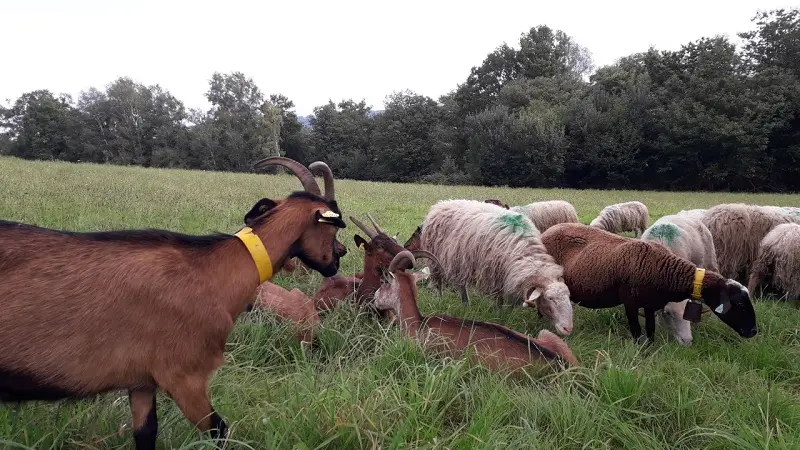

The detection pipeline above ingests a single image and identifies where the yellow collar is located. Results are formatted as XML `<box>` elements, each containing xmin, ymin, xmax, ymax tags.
<box><xmin>691</xmin><ymin>268</ymin><xmax>705</xmax><ymax>301</ymax></box>
<box><xmin>234</xmin><ymin>227</ymin><xmax>273</xmax><ymax>284</ymax></box>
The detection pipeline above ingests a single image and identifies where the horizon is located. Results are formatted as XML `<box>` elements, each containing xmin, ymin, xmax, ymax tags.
<box><xmin>1</xmin><ymin>0</ymin><xmax>795</xmax><ymax>116</ymax></box>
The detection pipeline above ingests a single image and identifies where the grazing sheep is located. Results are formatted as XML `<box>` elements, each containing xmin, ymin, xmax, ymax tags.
<box><xmin>510</xmin><ymin>200</ymin><xmax>580</xmax><ymax>233</ymax></box>
<box><xmin>540</xmin><ymin>223</ymin><xmax>758</xmax><ymax>343</ymax></box>
<box><xmin>676</xmin><ymin>208</ymin><xmax>707</xmax><ymax>221</ymax></box>
<box><xmin>251</xmin><ymin>282</ymin><xmax>320</xmax><ymax>345</ymax></box>
<box><xmin>372</xmin><ymin>251</ymin><xmax>578</xmax><ymax>372</ymax></box>
<box><xmin>641</xmin><ymin>214</ymin><xmax>720</xmax><ymax>345</ymax></box>
<box><xmin>701</xmin><ymin>203</ymin><xmax>800</xmax><ymax>280</ymax></box>
<box><xmin>589</xmin><ymin>201</ymin><xmax>649</xmax><ymax>237</ymax></box>
<box><xmin>419</xmin><ymin>199</ymin><xmax>573</xmax><ymax>336</ymax></box>
<box><xmin>748</xmin><ymin>223</ymin><xmax>800</xmax><ymax>301</ymax></box>
<box><xmin>484</xmin><ymin>199</ymin><xmax>510</xmax><ymax>209</ymax></box>
<box><xmin>0</xmin><ymin>156</ymin><xmax>347</xmax><ymax>449</ymax></box>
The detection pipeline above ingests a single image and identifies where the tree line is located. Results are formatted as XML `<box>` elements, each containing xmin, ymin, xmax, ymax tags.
<box><xmin>1</xmin><ymin>8</ymin><xmax>798</xmax><ymax>192</ymax></box>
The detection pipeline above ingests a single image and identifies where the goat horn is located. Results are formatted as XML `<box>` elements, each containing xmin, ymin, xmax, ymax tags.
<box><xmin>410</xmin><ymin>250</ymin><xmax>441</xmax><ymax>271</ymax></box>
<box><xmin>253</xmin><ymin>156</ymin><xmax>321</xmax><ymax>196</ymax></box>
<box><xmin>389</xmin><ymin>250</ymin><xmax>415</xmax><ymax>273</ymax></box>
<box><xmin>349</xmin><ymin>216</ymin><xmax>376</xmax><ymax>239</ymax></box>
<box><xmin>308</xmin><ymin>161</ymin><xmax>335</xmax><ymax>201</ymax></box>
<box><xmin>366</xmin><ymin>213</ymin><xmax>385</xmax><ymax>234</ymax></box>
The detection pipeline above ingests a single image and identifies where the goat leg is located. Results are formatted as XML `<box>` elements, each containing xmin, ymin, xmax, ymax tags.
<box><xmin>161</xmin><ymin>373</ymin><xmax>228</xmax><ymax>447</ymax></box>
<box><xmin>129</xmin><ymin>386</ymin><xmax>158</xmax><ymax>450</ymax></box>
<box><xmin>624</xmin><ymin>304</ymin><xmax>642</xmax><ymax>341</ymax></box>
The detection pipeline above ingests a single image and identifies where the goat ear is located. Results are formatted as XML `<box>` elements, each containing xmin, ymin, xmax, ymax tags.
<box><xmin>244</xmin><ymin>198</ymin><xmax>277</xmax><ymax>226</ymax></box>
<box><xmin>354</xmin><ymin>235</ymin><xmax>369</xmax><ymax>251</ymax></box>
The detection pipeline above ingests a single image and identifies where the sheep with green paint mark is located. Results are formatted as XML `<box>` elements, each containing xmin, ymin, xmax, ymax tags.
<box><xmin>419</xmin><ymin>199</ymin><xmax>574</xmax><ymax>336</ymax></box>
<box><xmin>641</xmin><ymin>214</ymin><xmax>719</xmax><ymax>346</ymax></box>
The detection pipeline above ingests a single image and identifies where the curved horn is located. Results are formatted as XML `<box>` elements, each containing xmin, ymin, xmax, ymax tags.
<box><xmin>366</xmin><ymin>213</ymin><xmax>385</xmax><ymax>235</ymax></box>
<box><xmin>389</xmin><ymin>250</ymin><xmax>415</xmax><ymax>273</ymax></box>
<box><xmin>308</xmin><ymin>161</ymin><xmax>335</xmax><ymax>201</ymax></box>
<box><xmin>253</xmin><ymin>156</ymin><xmax>321</xmax><ymax>196</ymax></box>
<box><xmin>349</xmin><ymin>216</ymin><xmax>376</xmax><ymax>239</ymax></box>
<box><xmin>410</xmin><ymin>250</ymin><xmax>442</xmax><ymax>271</ymax></box>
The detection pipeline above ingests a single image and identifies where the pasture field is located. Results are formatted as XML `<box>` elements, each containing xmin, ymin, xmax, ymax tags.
<box><xmin>1</xmin><ymin>155</ymin><xmax>800</xmax><ymax>449</ymax></box>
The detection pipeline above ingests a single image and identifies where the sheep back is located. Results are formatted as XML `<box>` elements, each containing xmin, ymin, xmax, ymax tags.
<box><xmin>589</xmin><ymin>201</ymin><xmax>649</xmax><ymax>236</ymax></box>
<box><xmin>642</xmin><ymin>214</ymin><xmax>719</xmax><ymax>272</ymax></box>
<box><xmin>510</xmin><ymin>200</ymin><xmax>579</xmax><ymax>233</ymax></box>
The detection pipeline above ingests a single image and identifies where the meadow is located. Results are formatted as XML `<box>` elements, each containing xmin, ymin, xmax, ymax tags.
<box><xmin>1</xmin><ymin>155</ymin><xmax>800</xmax><ymax>449</ymax></box>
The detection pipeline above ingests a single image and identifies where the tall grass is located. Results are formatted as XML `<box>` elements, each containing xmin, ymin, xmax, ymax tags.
<box><xmin>1</xmin><ymin>156</ymin><xmax>799</xmax><ymax>449</ymax></box>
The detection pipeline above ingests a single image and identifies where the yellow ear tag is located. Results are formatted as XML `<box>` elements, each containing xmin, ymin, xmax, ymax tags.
<box><xmin>358</xmin><ymin>242</ymin><xmax>365</xmax><ymax>251</ymax></box>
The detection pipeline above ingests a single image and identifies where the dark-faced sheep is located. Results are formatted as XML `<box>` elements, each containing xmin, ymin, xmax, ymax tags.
<box><xmin>641</xmin><ymin>214</ymin><xmax>720</xmax><ymax>345</ymax></box>
<box><xmin>510</xmin><ymin>200</ymin><xmax>579</xmax><ymax>233</ymax></box>
<box><xmin>541</xmin><ymin>223</ymin><xmax>758</xmax><ymax>343</ymax></box>
<box><xmin>748</xmin><ymin>223</ymin><xmax>800</xmax><ymax>301</ymax></box>
<box><xmin>589</xmin><ymin>201</ymin><xmax>649</xmax><ymax>237</ymax></box>
<box><xmin>0</xmin><ymin>156</ymin><xmax>347</xmax><ymax>450</ymax></box>
<box><xmin>418</xmin><ymin>199</ymin><xmax>574</xmax><ymax>336</ymax></box>
<box><xmin>701</xmin><ymin>203</ymin><xmax>800</xmax><ymax>280</ymax></box>
<box><xmin>372</xmin><ymin>251</ymin><xmax>578</xmax><ymax>373</ymax></box>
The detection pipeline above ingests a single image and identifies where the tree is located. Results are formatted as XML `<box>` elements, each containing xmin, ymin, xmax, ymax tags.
<box><xmin>309</xmin><ymin>99</ymin><xmax>374</xmax><ymax>179</ymax></box>
<box><xmin>0</xmin><ymin>90</ymin><xmax>82</xmax><ymax>161</ymax></box>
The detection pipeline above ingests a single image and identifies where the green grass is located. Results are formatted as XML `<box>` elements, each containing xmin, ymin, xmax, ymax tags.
<box><xmin>1</xmin><ymin>155</ymin><xmax>800</xmax><ymax>449</ymax></box>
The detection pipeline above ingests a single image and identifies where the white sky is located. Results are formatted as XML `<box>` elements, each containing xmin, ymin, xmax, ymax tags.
<box><xmin>1</xmin><ymin>0</ymin><xmax>795</xmax><ymax>116</ymax></box>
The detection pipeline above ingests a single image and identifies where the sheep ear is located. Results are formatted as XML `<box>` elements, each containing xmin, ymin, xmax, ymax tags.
<box><xmin>529</xmin><ymin>288</ymin><xmax>542</xmax><ymax>301</ymax></box>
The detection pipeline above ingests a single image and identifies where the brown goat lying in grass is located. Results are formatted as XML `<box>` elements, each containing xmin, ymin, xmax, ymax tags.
<box><xmin>372</xmin><ymin>250</ymin><xmax>579</xmax><ymax>373</ymax></box>
<box><xmin>250</xmin><ymin>282</ymin><xmax>321</xmax><ymax>345</ymax></box>
<box><xmin>0</xmin><ymin>156</ymin><xmax>347</xmax><ymax>450</ymax></box>
<box><xmin>313</xmin><ymin>274</ymin><xmax>362</xmax><ymax>311</ymax></box>
<box><xmin>540</xmin><ymin>223</ymin><xmax>759</xmax><ymax>343</ymax></box>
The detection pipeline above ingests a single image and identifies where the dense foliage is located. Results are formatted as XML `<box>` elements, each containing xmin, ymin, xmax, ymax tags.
<box><xmin>2</xmin><ymin>8</ymin><xmax>798</xmax><ymax>192</ymax></box>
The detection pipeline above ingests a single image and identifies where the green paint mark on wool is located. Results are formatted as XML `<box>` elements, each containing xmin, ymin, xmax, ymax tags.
<box><xmin>497</xmin><ymin>213</ymin><xmax>533</xmax><ymax>235</ymax></box>
<box><xmin>647</xmin><ymin>223</ymin><xmax>680</xmax><ymax>246</ymax></box>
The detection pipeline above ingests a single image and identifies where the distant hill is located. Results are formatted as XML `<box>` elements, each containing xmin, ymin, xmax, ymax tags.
<box><xmin>296</xmin><ymin>110</ymin><xmax>384</xmax><ymax>128</ymax></box>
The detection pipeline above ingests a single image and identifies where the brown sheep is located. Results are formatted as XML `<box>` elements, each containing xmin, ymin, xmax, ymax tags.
<box><xmin>372</xmin><ymin>251</ymin><xmax>578</xmax><ymax>373</ymax></box>
<box><xmin>0</xmin><ymin>156</ymin><xmax>347</xmax><ymax>450</ymax></box>
<box><xmin>540</xmin><ymin>223</ymin><xmax>758</xmax><ymax>343</ymax></box>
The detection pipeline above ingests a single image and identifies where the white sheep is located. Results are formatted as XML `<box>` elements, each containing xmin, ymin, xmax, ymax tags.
<box><xmin>748</xmin><ymin>223</ymin><xmax>800</xmax><ymax>301</ymax></box>
<box><xmin>419</xmin><ymin>199</ymin><xmax>574</xmax><ymax>336</ymax></box>
<box><xmin>510</xmin><ymin>200</ymin><xmax>579</xmax><ymax>233</ymax></box>
<box><xmin>641</xmin><ymin>214</ymin><xmax>720</xmax><ymax>346</ymax></box>
<box><xmin>701</xmin><ymin>203</ymin><xmax>800</xmax><ymax>280</ymax></box>
<box><xmin>589</xmin><ymin>201</ymin><xmax>649</xmax><ymax>237</ymax></box>
<box><xmin>676</xmin><ymin>208</ymin><xmax>707</xmax><ymax>221</ymax></box>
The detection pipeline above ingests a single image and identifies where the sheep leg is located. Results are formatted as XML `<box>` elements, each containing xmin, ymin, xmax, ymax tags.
<box><xmin>624</xmin><ymin>304</ymin><xmax>642</xmax><ymax>340</ymax></box>
<box><xmin>129</xmin><ymin>386</ymin><xmax>158</xmax><ymax>450</ymax></box>
<box><xmin>162</xmin><ymin>374</ymin><xmax>227</xmax><ymax>447</ymax></box>
<box><xmin>459</xmin><ymin>285</ymin><xmax>470</xmax><ymax>304</ymax></box>
<box><xmin>644</xmin><ymin>306</ymin><xmax>656</xmax><ymax>343</ymax></box>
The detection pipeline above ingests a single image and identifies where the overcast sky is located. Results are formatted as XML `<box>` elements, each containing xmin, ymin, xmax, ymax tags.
<box><xmin>1</xmin><ymin>0</ymin><xmax>794</xmax><ymax>116</ymax></box>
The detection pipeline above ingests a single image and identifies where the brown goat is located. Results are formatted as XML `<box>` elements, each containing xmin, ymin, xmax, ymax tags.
<box><xmin>251</xmin><ymin>282</ymin><xmax>320</xmax><ymax>345</ymax></box>
<box><xmin>313</xmin><ymin>274</ymin><xmax>363</xmax><ymax>312</ymax></box>
<box><xmin>0</xmin><ymin>156</ymin><xmax>346</xmax><ymax>450</ymax></box>
<box><xmin>373</xmin><ymin>251</ymin><xmax>579</xmax><ymax>373</ymax></box>
<box><xmin>540</xmin><ymin>223</ymin><xmax>758</xmax><ymax>343</ymax></box>
<box><xmin>350</xmin><ymin>214</ymin><xmax>429</xmax><ymax>319</ymax></box>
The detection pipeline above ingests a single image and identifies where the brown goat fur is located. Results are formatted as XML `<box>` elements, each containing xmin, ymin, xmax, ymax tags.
<box><xmin>0</xmin><ymin>157</ymin><xmax>347</xmax><ymax>449</ymax></box>
<box><xmin>540</xmin><ymin>223</ymin><xmax>758</xmax><ymax>343</ymax></box>
<box><xmin>252</xmin><ymin>282</ymin><xmax>320</xmax><ymax>344</ymax></box>
<box><xmin>373</xmin><ymin>251</ymin><xmax>578</xmax><ymax>373</ymax></box>
<box><xmin>313</xmin><ymin>274</ymin><xmax>362</xmax><ymax>311</ymax></box>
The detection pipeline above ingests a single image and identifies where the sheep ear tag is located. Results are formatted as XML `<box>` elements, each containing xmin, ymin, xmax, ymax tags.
<box><xmin>683</xmin><ymin>300</ymin><xmax>703</xmax><ymax>323</ymax></box>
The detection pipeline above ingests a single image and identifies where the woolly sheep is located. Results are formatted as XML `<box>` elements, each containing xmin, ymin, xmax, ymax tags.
<box><xmin>748</xmin><ymin>223</ymin><xmax>800</xmax><ymax>301</ymax></box>
<box><xmin>540</xmin><ymin>223</ymin><xmax>758</xmax><ymax>343</ymax></box>
<box><xmin>641</xmin><ymin>214</ymin><xmax>720</xmax><ymax>346</ymax></box>
<box><xmin>589</xmin><ymin>201</ymin><xmax>649</xmax><ymax>237</ymax></box>
<box><xmin>510</xmin><ymin>200</ymin><xmax>580</xmax><ymax>233</ymax></box>
<box><xmin>676</xmin><ymin>208</ymin><xmax>707</xmax><ymax>221</ymax></box>
<box><xmin>419</xmin><ymin>199</ymin><xmax>573</xmax><ymax>335</ymax></box>
<box><xmin>701</xmin><ymin>203</ymin><xmax>800</xmax><ymax>280</ymax></box>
